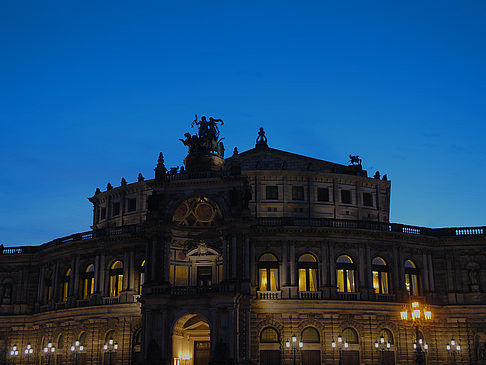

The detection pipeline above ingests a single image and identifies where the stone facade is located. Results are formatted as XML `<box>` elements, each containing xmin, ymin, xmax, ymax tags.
<box><xmin>0</xmin><ymin>122</ymin><xmax>485</xmax><ymax>365</ymax></box>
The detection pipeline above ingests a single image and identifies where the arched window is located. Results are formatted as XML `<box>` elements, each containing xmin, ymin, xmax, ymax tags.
<box><xmin>336</xmin><ymin>255</ymin><xmax>356</xmax><ymax>292</ymax></box>
<box><xmin>380</xmin><ymin>329</ymin><xmax>394</xmax><ymax>344</ymax></box>
<box><xmin>139</xmin><ymin>260</ymin><xmax>145</xmax><ymax>294</ymax></box>
<box><xmin>83</xmin><ymin>264</ymin><xmax>95</xmax><ymax>299</ymax></box>
<box><xmin>372</xmin><ymin>257</ymin><xmax>389</xmax><ymax>294</ymax></box>
<box><xmin>404</xmin><ymin>260</ymin><xmax>419</xmax><ymax>296</ymax></box>
<box><xmin>61</xmin><ymin>268</ymin><xmax>71</xmax><ymax>302</ymax></box>
<box><xmin>109</xmin><ymin>261</ymin><xmax>123</xmax><ymax>297</ymax></box>
<box><xmin>258</xmin><ymin>254</ymin><xmax>279</xmax><ymax>292</ymax></box>
<box><xmin>302</xmin><ymin>327</ymin><xmax>320</xmax><ymax>343</ymax></box>
<box><xmin>57</xmin><ymin>334</ymin><xmax>64</xmax><ymax>349</ymax></box>
<box><xmin>298</xmin><ymin>254</ymin><xmax>318</xmax><ymax>292</ymax></box>
<box><xmin>78</xmin><ymin>332</ymin><xmax>87</xmax><ymax>347</ymax></box>
<box><xmin>260</xmin><ymin>327</ymin><xmax>279</xmax><ymax>343</ymax></box>
<box><xmin>342</xmin><ymin>328</ymin><xmax>359</xmax><ymax>344</ymax></box>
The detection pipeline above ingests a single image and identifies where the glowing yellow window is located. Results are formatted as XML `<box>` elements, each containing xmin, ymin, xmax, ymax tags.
<box><xmin>109</xmin><ymin>260</ymin><xmax>123</xmax><ymax>297</ymax></box>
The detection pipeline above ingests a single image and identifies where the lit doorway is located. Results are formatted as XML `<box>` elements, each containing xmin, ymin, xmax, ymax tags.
<box><xmin>172</xmin><ymin>314</ymin><xmax>210</xmax><ymax>365</ymax></box>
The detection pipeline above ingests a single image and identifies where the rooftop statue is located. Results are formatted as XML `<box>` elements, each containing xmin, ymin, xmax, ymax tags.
<box><xmin>256</xmin><ymin>127</ymin><xmax>268</xmax><ymax>148</ymax></box>
<box><xmin>348</xmin><ymin>154</ymin><xmax>362</xmax><ymax>166</ymax></box>
<box><xmin>180</xmin><ymin>115</ymin><xmax>225</xmax><ymax>158</ymax></box>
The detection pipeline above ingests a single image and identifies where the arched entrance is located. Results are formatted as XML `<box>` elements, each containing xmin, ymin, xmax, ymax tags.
<box><xmin>172</xmin><ymin>314</ymin><xmax>210</xmax><ymax>365</ymax></box>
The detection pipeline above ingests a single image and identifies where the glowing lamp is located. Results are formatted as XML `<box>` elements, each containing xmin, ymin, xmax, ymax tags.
<box><xmin>292</xmin><ymin>335</ymin><xmax>296</xmax><ymax>343</ymax></box>
<box><xmin>386</xmin><ymin>342</ymin><xmax>391</xmax><ymax>349</ymax></box>
<box><xmin>412</xmin><ymin>302</ymin><xmax>419</xmax><ymax>308</ymax></box>
<box><xmin>299</xmin><ymin>342</ymin><xmax>303</xmax><ymax>348</ymax></box>
<box><xmin>380</xmin><ymin>336</ymin><xmax>385</xmax><ymax>344</ymax></box>
<box><xmin>450</xmin><ymin>339</ymin><xmax>455</xmax><ymax>346</ymax></box>
<box><xmin>344</xmin><ymin>342</ymin><xmax>349</xmax><ymax>348</ymax></box>
<box><xmin>446</xmin><ymin>344</ymin><xmax>451</xmax><ymax>351</ymax></box>
<box><xmin>337</xmin><ymin>335</ymin><xmax>342</xmax><ymax>343</ymax></box>
<box><xmin>181</xmin><ymin>353</ymin><xmax>191</xmax><ymax>360</ymax></box>
<box><xmin>424</xmin><ymin>310</ymin><xmax>432</xmax><ymax>320</ymax></box>
<box><xmin>400</xmin><ymin>311</ymin><xmax>408</xmax><ymax>320</ymax></box>
<box><xmin>456</xmin><ymin>345</ymin><xmax>461</xmax><ymax>351</ymax></box>
<box><xmin>286</xmin><ymin>340</ymin><xmax>290</xmax><ymax>348</ymax></box>
<box><xmin>331</xmin><ymin>340</ymin><xmax>336</xmax><ymax>348</ymax></box>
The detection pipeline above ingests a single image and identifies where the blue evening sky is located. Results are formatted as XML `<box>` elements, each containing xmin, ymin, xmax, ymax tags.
<box><xmin>1</xmin><ymin>1</ymin><xmax>485</xmax><ymax>246</ymax></box>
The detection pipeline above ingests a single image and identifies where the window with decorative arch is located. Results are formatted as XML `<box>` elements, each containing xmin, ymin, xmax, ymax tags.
<box><xmin>342</xmin><ymin>327</ymin><xmax>359</xmax><ymax>344</ymax></box>
<box><xmin>260</xmin><ymin>327</ymin><xmax>280</xmax><ymax>343</ymax></box>
<box><xmin>404</xmin><ymin>259</ymin><xmax>420</xmax><ymax>296</ymax></box>
<box><xmin>372</xmin><ymin>257</ymin><xmax>390</xmax><ymax>294</ymax></box>
<box><xmin>301</xmin><ymin>327</ymin><xmax>320</xmax><ymax>343</ymax></box>
<box><xmin>109</xmin><ymin>261</ymin><xmax>123</xmax><ymax>297</ymax></box>
<box><xmin>258</xmin><ymin>253</ymin><xmax>279</xmax><ymax>292</ymax></box>
<box><xmin>82</xmin><ymin>264</ymin><xmax>95</xmax><ymax>299</ymax></box>
<box><xmin>298</xmin><ymin>254</ymin><xmax>318</xmax><ymax>292</ymax></box>
<box><xmin>336</xmin><ymin>255</ymin><xmax>356</xmax><ymax>292</ymax></box>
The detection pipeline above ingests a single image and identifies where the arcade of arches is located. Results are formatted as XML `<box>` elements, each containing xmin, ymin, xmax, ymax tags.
<box><xmin>172</xmin><ymin>315</ymin><xmax>210</xmax><ymax>365</ymax></box>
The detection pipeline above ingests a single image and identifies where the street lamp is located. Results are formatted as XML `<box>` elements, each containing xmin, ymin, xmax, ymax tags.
<box><xmin>70</xmin><ymin>339</ymin><xmax>84</xmax><ymax>365</ymax></box>
<box><xmin>103</xmin><ymin>338</ymin><xmax>118</xmax><ymax>365</ymax></box>
<box><xmin>331</xmin><ymin>335</ymin><xmax>349</xmax><ymax>365</ymax></box>
<box><xmin>400</xmin><ymin>301</ymin><xmax>432</xmax><ymax>365</ymax></box>
<box><xmin>43</xmin><ymin>341</ymin><xmax>56</xmax><ymax>365</ymax></box>
<box><xmin>9</xmin><ymin>345</ymin><xmax>19</xmax><ymax>364</ymax></box>
<box><xmin>446</xmin><ymin>338</ymin><xmax>461</xmax><ymax>365</ymax></box>
<box><xmin>374</xmin><ymin>335</ymin><xmax>392</xmax><ymax>365</ymax></box>
<box><xmin>285</xmin><ymin>334</ymin><xmax>303</xmax><ymax>365</ymax></box>
<box><xmin>23</xmin><ymin>344</ymin><xmax>33</xmax><ymax>365</ymax></box>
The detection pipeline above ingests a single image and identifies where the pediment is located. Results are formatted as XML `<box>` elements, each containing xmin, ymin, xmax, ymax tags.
<box><xmin>228</xmin><ymin>147</ymin><xmax>361</xmax><ymax>175</ymax></box>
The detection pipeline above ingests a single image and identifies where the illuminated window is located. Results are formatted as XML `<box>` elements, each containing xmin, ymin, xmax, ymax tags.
<box><xmin>336</xmin><ymin>255</ymin><xmax>356</xmax><ymax>292</ymax></box>
<box><xmin>258</xmin><ymin>253</ymin><xmax>279</xmax><ymax>291</ymax></box>
<box><xmin>372</xmin><ymin>257</ymin><xmax>389</xmax><ymax>294</ymax></box>
<box><xmin>109</xmin><ymin>261</ymin><xmax>123</xmax><ymax>297</ymax></box>
<box><xmin>404</xmin><ymin>260</ymin><xmax>419</xmax><ymax>296</ymax></box>
<box><xmin>298</xmin><ymin>254</ymin><xmax>318</xmax><ymax>292</ymax></box>
<box><xmin>342</xmin><ymin>328</ymin><xmax>359</xmax><ymax>344</ymax></box>
<box><xmin>83</xmin><ymin>264</ymin><xmax>95</xmax><ymax>299</ymax></box>
<box><xmin>302</xmin><ymin>327</ymin><xmax>320</xmax><ymax>343</ymax></box>
<box><xmin>139</xmin><ymin>260</ymin><xmax>145</xmax><ymax>294</ymax></box>
<box><xmin>260</xmin><ymin>327</ymin><xmax>279</xmax><ymax>343</ymax></box>
<box><xmin>61</xmin><ymin>268</ymin><xmax>71</xmax><ymax>302</ymax></box>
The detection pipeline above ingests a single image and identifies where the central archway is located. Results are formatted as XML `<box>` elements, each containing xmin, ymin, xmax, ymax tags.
<box><xmin>172</xmin><ymin>314</ymin><xmax>210</xmax><ymax>365</ymax></box>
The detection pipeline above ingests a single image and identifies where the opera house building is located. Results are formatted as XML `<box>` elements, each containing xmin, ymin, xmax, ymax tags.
<box><xmin>0</xmin><ymin>117</ymin><xmax>485</xmax><ymax>365</ymax></box>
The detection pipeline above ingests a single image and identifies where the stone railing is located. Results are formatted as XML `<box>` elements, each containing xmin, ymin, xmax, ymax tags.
<box><xmin>145</xmin><ymin>283</ymin><xmax>237</xmax><ymax>297</ymax></box>
<box><xmin>257</xmin><ymin>291</ymin><xmax>281</xmax><ymax>300</ymax></box>
<box><xmin>298</xmin><ymin>291</ymin><xmax>322</xmax><ymax>300</ymax></box>
<box><xmin>375</xmin><ymin>293</ymin><xmax>396</xmax><ymax>302</ymax></box>
<box><xmin>338</xmin><ymin>292</ymin><xmax>360</xmax><ymax>301</ymax></box>
<box><xmin>255</xmin><ymin>218</ymin><xmax>486</xmax><ymax>238</ymax></box>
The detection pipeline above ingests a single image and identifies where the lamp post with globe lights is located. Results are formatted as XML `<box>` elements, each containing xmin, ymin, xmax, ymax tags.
<box><xmin>285</xmin><ymin>334</ymin><xmax>303</xmax><ymax>365</ymax></box>
<box><xmin>43</xmin><ymin>342</ymin><xmax>56</xmax><ymax>365</ymax></box>
<box><xmin>400</xmin><ymin>301</ymin><xmax>432</xmax><ymax>365</ymax></box>
<box><xmin>331</xmin><ymin>335</ymin><xmax>349</xmax><ymax>365</ymax></box>
<box><xmin>374</xmin><ymin>335</ymin><xmax>392</xmax><ymax>365</ymax></box>
<box><xmin>9</xmin><ymin>345</ymin><xmax>19</xmax><ymax>365</ymax></box>
<box><xmin>446</xmin><ymin>338</ymin><xmax>461</xmax><ymax>365</ymax></box>
<box><xmin>23</xmin><ymin>344</ymin><xmax>33</xmax><ymax>365</ymax></box>
<box><xmin>70</xmin><ymin>339</ymin><xmax>84</xmax><ymax>365</ymax></box>
<box><xmin>103</xmin><ymin>338</ymin><xmax>118</xmax><ymax>365</ymax></box>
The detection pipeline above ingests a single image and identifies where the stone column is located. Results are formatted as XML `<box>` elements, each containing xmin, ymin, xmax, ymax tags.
<box><xmin>73</xmin><ymin>255</ymin><xmax>80</xmax><ymax>297</ymax></box>
<box><xmin>244</xmin><ymin>236</ymin><xmax>250</xmax><ymax>280</ymax></box>
<box><xmin>52</xmin><ymin>262</ymin><xmax>60</xmax><ymax>302</ymax></box>
<box><xmin>329</xmin><ymin>243</ymin><xmax>336</xmax><ymax>298</ymax></box>
<box><xmin>320</xmin><ymin>242</ymin><xmax>328</xmax><ymax>289</ymax></box>
<box><xmin>37</xmin><ymin>266</ymin><xmax>45</xmax><ymax>302</ymax></box>
<box><xmin>223</xmin><ymin>238</ymin><xmax>228</xmax><ymax>281</ymax></box>
<box><xmin>428</xmin><ymin>253</ymin><xmax>435</xmax><ymax>292</ymax></box>
<box><xmin>422</xmin><ymin>251</ymin><xmax>430</xmax><ymax>292</ymax></box>
<box><xmin>231</xmin><ymin>235</ymin><xmax>237</xmax><ymax>279</ymax></box>
<box><xmin>392</xmin><ymin>247</ymin><xmax>400</xmax><ymax>294</ymax></box>
<box><xmin>289</xmin><ymin>242</ymin><xmax>296</xmax><ymax>286</ymax></box>
<box><xmin>123</xmin><ymin>251</ymin><xmax>130</xmax><ymax>290</ymax></box>
<box><xmin>250</xmin><ymin>240</ymin><xmax>256</xmax><ymax>286</ymax></box>
<box><xmin>99</xmin><ymin>254</ymin><xmax>105</xmax><ymax>295</ymax></box>
<box><xmin>163</xmin><ymin>239</ymin><xmax>171</xmax><ymax>283</ymax></box>
<box><xmin>282</xmin><ymin>240</ymin><xmax>288</xmax><ymax>286</ymax></box>
<box><xmin>94</xmin><ymin>255</ymin><xmax>100</xmax><ymax>292</ymax></box>
<box><xmin>68</xmin><ymin>257</ymin><xmax>76</xmax><ymax>297</ymax></box>
<box><xmin>151</xmin><ymin>238</ymin><xmax>157</xmax><ymax>283</ymax></box>
<box><xmin>129</xmin><ymin>250</ymin><xmax>135</xmax><ymax>291</ymax></box>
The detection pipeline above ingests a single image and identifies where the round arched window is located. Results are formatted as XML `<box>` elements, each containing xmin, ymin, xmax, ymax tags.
<box><xmin>336</xmin><ymin>255</ymin><xmax>356</xmax><ymax>292</ymax></box>
<box><xmin>372</xmin><ymin>257</ymin><xmax>389</xmax><ymax>294</ymax></box>
<box><xmin>260</xmin><ymin>327</ymin><xmax>279</xmax><ymax>343</ymax></box>
<box><xmin>298</xmin><ymin>254</ymin><xmax>318</xmax><ymax>292</ymax></box>
<box><xmin>302</xmin><ymin>327</ymin><xmax>320</xmax><ymax>343</ymax></box>
<box><xmin>258</xmin><ymin>254</ymin><xmax>279</xmax><ymax>292</ymax></box>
